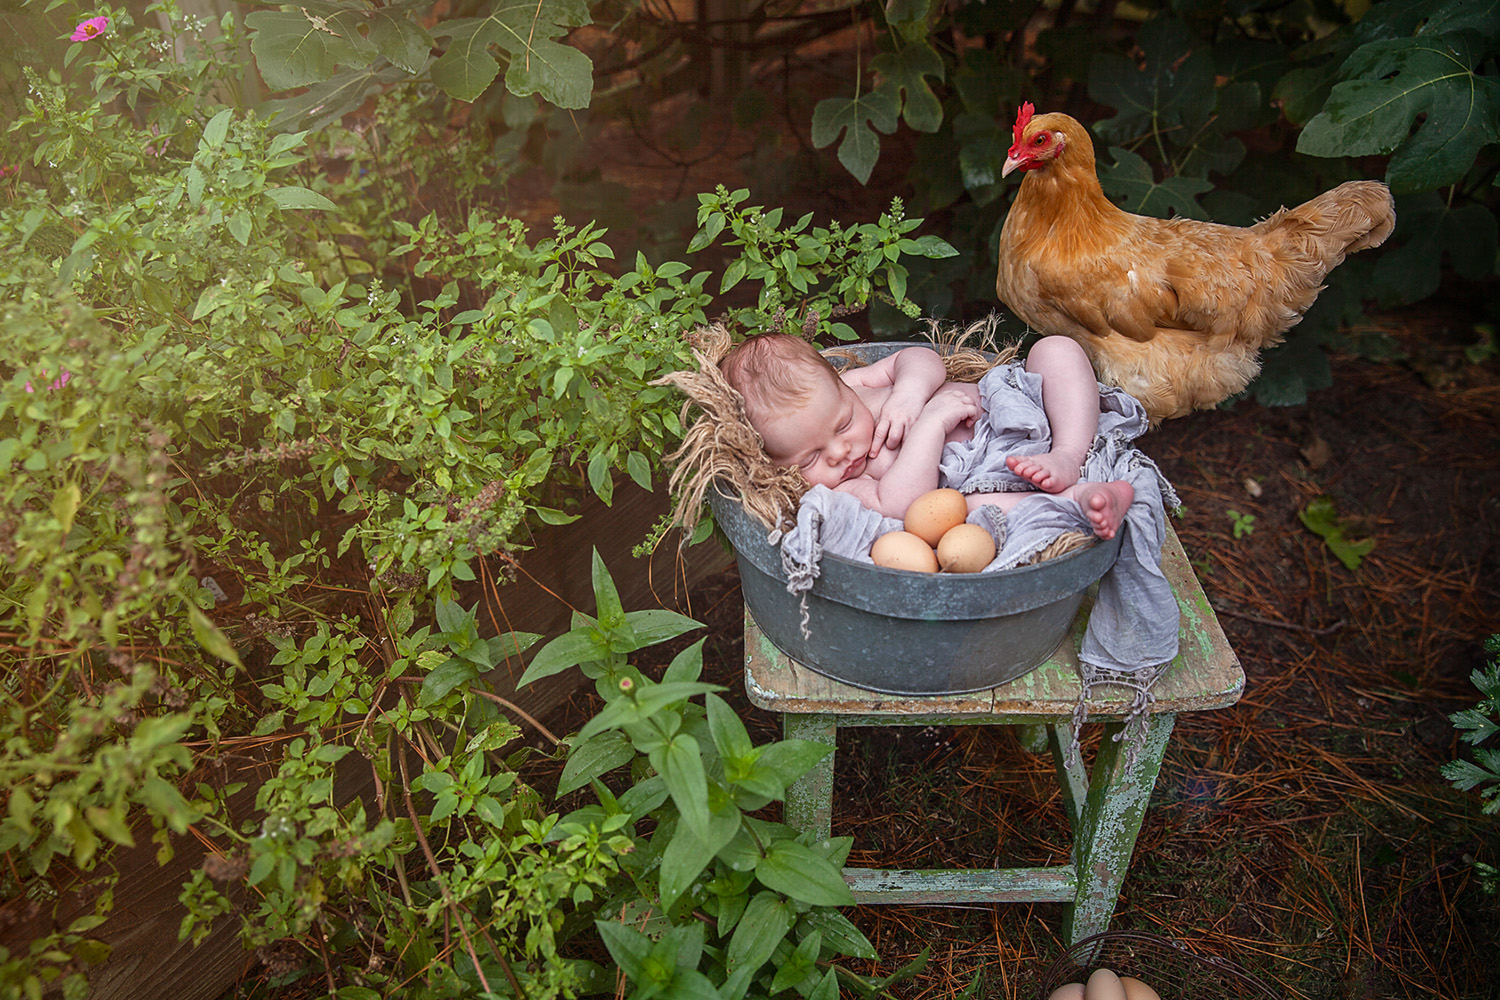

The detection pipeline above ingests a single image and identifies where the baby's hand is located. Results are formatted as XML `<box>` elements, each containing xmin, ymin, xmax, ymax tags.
<box><xmin>918</xmin><ymin>386</ymin><xmax>980</xmax><ymax>435</ymax></box>
<box><xmin>869</xmin><ymin>395</ymin><xmax>925</xmax><ymax>457</ymax></box>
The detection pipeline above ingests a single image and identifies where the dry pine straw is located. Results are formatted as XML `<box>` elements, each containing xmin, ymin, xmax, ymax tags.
<box><xmin>542</xmin><ymin>311</ymin><xmax>1498</xmax><ymax>1000</ymax></box>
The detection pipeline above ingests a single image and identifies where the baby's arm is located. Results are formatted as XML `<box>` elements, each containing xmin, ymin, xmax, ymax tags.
<box><xmin>844</xmin><ymin>386</ymin><xmax>979</xmax><ymax>518</ymax></box>
<box><xmin>842</xmin><ymin>346</ymin><xmax>947</xmax><ymax>456</ymax></box>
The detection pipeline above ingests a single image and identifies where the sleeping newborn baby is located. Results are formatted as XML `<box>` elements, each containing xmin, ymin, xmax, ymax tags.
<box><xmin>719</xmin><ymin>332</ymin><xmax>1133</xmax><ymax>539</ymax></box>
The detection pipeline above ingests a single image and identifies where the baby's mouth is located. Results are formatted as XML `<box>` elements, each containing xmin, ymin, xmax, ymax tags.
<box><xmin>844</xmin><ymin>456</ymin><xmax>865</xmax><ymax>480</ymax></box>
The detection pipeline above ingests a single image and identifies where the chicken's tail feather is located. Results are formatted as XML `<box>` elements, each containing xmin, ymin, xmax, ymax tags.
<box><xmin>1268</xmin><ymin>179</ymin><xmax>1396</xmax><ymax>264</ymax></box>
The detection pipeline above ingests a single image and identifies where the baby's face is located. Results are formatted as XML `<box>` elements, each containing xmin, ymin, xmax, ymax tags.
<box><xmin>757</xmin><ymin>373</ymin><xmax>875</xmax><ymax>489</ymax></box>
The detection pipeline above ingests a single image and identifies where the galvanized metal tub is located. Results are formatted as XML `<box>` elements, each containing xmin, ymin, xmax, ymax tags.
<box><xmin>712</xmin><ymin>340</ymin><xmax>1121</xmax><ymax>696</ymax></box>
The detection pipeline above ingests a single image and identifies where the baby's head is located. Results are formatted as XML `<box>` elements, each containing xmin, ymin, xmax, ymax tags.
<box><xmin>720</xmin><ymin>333</ymin><xmax>874</xmax><ymax>489</ymax></box>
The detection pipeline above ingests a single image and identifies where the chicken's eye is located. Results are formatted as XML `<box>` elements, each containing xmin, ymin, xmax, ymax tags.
<box><xmin>1032</xmin><ymin>133</ymin><xmax>1048</xmax><ymax>147</ymax></box>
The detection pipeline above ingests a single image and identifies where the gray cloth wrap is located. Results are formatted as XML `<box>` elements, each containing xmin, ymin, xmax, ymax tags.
<box><xmin>775</xmin><ymin>361</ymin><xmax>1182</xmax><ymax>680</ymax></box>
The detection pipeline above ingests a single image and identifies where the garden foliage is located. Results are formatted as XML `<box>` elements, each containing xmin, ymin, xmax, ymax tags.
<box><xmin>0</xmin><ymin>3</ymin><xmax>951</xmax><ymax>995</ymax></box>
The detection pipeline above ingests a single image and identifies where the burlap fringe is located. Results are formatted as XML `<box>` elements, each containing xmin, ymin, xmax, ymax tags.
<box><xmin>653</xmin><ymin>317</ymin><xmax>1091</xmax><ymax>563</ymax></box>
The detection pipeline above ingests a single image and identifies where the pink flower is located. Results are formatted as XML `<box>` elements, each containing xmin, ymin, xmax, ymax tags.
<box><xmin>0</xmin><ymin>166</ymin><xmax>16</xmax><ymax>178</ymax></box>
<box><xmin>24</xmin><ymin>370</ymin><xmax>73</xmax><ymax>393</ymax></box>
<box><xmin>70</xmin><ymin>16</ymin><xmax>108</xmax><ymax>42</ymax></box>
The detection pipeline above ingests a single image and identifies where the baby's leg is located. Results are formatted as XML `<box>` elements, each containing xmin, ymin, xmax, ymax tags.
<box><xmin>1005</xmin><ymin>336</ymin><xmax>1099</xmax><ymax>492</ymax></box>
<box><xmin>965</xmin><ymin>479</ymin><xmax>1133</xmax><ymax>540</ymax></box>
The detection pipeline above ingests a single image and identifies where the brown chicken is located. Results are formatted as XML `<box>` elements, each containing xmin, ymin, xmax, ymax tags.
<box><xmin>995</xmin><ymin>103</ymin><xmax>1396</xmax><ymax>422</ymax></box>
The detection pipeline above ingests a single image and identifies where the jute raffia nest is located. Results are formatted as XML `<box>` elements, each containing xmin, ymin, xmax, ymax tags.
<box><xmin>653</xmin><ymin>317</ymin><xmax>1091</xmax><ymax>564</ymax></box>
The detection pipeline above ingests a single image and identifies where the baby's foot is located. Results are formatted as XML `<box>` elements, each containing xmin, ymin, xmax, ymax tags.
<box><xmin>1072</xmin><ymin>480</ymin><xmax>1134</xmax><ymax>540</ymax></box>
<box><xmin>1007</xmin><ymin>450</ymin><xmax>1084</xmax><ymax>493</ymax></box>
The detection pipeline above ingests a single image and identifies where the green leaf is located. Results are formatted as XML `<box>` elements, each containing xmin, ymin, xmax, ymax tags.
<box><xmin>662</xmin><ymin>639</ymin><xmax>706</xmax><ymax>684</ymax></box>
<box><xmin>755</xmin><ymin>840</ymin><xmax>854</xmax><ymax>905</ymax></box>
<box><xmin>725</xmin><ymin>891</ymin><xmax>793</xmax><ymax>974</ymax></box>
<box><xmin>265</xmin><ymin>186</ymin><xmax>338</xmax><ymax>212</ymax></box>
<box><xmin>1297</xmin><ymin>31</ymin><xmax>1500</xmax><ymax>193</ymax></box>
<box><xmin>810</xmin><ymin>90</ymin><xmax>901</xmax><ymax>184</ymax></box>
<box><xmin>189</xmin><ymin>606</ymin><xmax>242</xmax><ymax>667</ymax></box>
<box><xmin>658</xmin><ymin>805</ymin><xmax>741</xmax><ymax>909</ymax></box>
<box><xmin>245</xmin><ymin>9</ymin><xmax>374</xmax><ymax>91</ymax></box>
<box><xmin>369</xmin><ymin>12</ymin><xmax>433</xmax><ymax>74</ymax></box>
<box><xmin>656</xmin><ymin>735</ymin><xmax>709</xmax><ymax>841</ymax></box>
<box><xmin>465</xmin><ymin>720</ymin><xmax>523</xmax><ymax>754</ymax></box>
<box><xmin>201</xmin><ymin>109</ymin><xmax>233</xmax><ymax>149</ymax></box>
<box><xmin>870</xmin><ymin>43</ymin><xmax>945</xmax><ymax>133</ymax></box>
<box><xmin>1374</xmin><ymin>194</ymin><xmax>1498</xmax><ymax>307</ymax></box>
<box><xmin>622</xmin><ymin>609</ymin><xmax>703</xmax><ymax>647</ymax></box>
<box><xmin>587</xmin><ymin>450</ymin><xmax>613</xmax><ymax>505</ymax></box>
<box><xmin>503</xmin><ymin>39</ymin><xmax>594</xmax><ymax>110</ymax></box>
<box><xmin>51</xmin><ymin>482</ymin><xmax>80</xmax><ymax>534</ymax></box>
<box><xmin>800</xmin><ymin>908</ymin><xmax>877</xmax><ymax>959</ymax></box>
<box><xmin>1088</xmin><ymin>17</ymin><xmax>1215</xmax><ymax>144</ymax></box>
<box><xmin>429</xmin><ymin>0</ymin><xmax>594</xmax><ymax>106</ymax></box>
<box><xmin>534</xmin><ymin>506</ymin><xmax>581</xmax><ymax>525</ymax></box>
<box><xmin>591</xmin><ymin>548</ymin><xmax>625</xmax><ymax>627</ymax></box>
<box><xmin>753</xmin><ymin>739</ymin><xmax>833</xmax><ymax>788</ymax></box>
<box><xmin>517</xmin><ymin>628</ymin><xmax>611</xmax><ymax>688</ymax></box>
<box><xmin>807</xmin><ymin>969</ymin><xmax>841</xmax><ymax>1000</ymax></box>
<box><xmin>262</xmin><ymin>65</ymin><xmax>401</xmax><ymax>133</ymax></box>
<box><xmin>558</xmin><ymin>730</ymin><xmax>635</xmax><ymax>795</ymax></box>
<box><xmin>595</xmin><ymin>919</ymin><xmax>652</xmax><ymax>980</ymax></box>
<box><xmin>706</xmin><ymin>694</ymin><xmax>753</xmax><ymax>761</ymax></box>
<box><xmin>626</xmin><ymin>450</ymin><xmax>652</xmax><ymax>491</ymax></box>
<box><xmin>1099</xmin><ymin>147</ymin><xmax>1213</xmax><ymax>220</ymax></box>
<box><xmin>419</xmin><ymin>658</ymin><xmax>480</xmax><ymax>706</ymax></box>
<box><xmin>435</xmin><ymin>597</ymin><xmax>471</xmax><ymax>635</ymax></box>
<box><xmin>1298</xmin><ymin>495</ymin><xmax>1376</xmax><ymax>571</ymax></box>
<box><xmin>226</xmin><ymin>210</ymin><xmax>252</xmax><ymax>246</ymax></box>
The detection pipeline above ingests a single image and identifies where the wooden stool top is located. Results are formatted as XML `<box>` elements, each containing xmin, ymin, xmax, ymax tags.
<box><xmin>745</xmin><ymin>526</ymin><xmax>1242</xmax><ymax>721</ymax></box>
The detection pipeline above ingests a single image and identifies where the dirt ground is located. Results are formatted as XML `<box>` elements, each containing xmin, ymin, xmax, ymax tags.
<box><xmin>581</xmin><ymin>297</ymin><xmax>1499</xmax><ymax>1000</ymax></box>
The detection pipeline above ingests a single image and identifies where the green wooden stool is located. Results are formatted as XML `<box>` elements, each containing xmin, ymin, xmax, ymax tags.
<box><xmin>742</xmin><ymin>526</ymin><xmax>1241</xmax><ymax>944</ymax></box>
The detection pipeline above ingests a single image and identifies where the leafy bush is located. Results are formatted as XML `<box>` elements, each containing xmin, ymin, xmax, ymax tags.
<box><xmin>1442</xmin><ymin>635</ymin><xmax>1500</xmax><ymax>893</ymax></box>
<box><xmin>0</xmin><ymin>5</ymin><xmax>951</xmax><ymax>995</ymax></box>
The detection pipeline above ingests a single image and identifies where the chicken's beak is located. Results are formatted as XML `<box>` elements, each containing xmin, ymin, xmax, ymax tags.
<box><xmin>1001</xmin><ymin>155</ymin><xmax>1025</xmax><ymax>178</ymax></box>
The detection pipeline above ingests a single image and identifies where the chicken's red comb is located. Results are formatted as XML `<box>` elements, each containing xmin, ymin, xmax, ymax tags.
<box><xmin>1012</xmin><ymin>101</ymin><xmax>1035</xmax><ymax>145</ymax></box>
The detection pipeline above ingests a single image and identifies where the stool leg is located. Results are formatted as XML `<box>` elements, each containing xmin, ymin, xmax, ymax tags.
<box><xmin>781</xmin><ymin>713</ymin><xmax>836</xmax><ymax>839</ymax></box>
<box><xmin>1063</xmin><ymin>712</ymin><xmax>1175</xmax><ymax>945</ymax></box>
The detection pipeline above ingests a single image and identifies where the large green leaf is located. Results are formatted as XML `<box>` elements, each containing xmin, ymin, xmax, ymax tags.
<box><xmin>419</xmin><ymin>658</ymin><xmax>479</xmax><ymax>706</ymax></box>
<box><xmin>429</xmin><ymin>0</ymin><xmax>594</xmax><ymax>106</ymax></box>
<box><xmin>654</xmin><ymin>734</ymin><xmax>709</xmax><ymax>841</ymax></box>
<box><xmin>1088</xmin><ymin>18</ymin><xmax>1215</xmax><ymax>145</ymax></box>
<box><xmin>368</xmin><ymin>11</ymin><xmax>434</xmax><ymax>74</ymax></box>
<box><xmin>1098</xmin><ymin>147</ymin><xmax>1213</xmax><ymax>220</ymax></box>
<box><xmin>754</xmin><ymin>840</ymin><xmax>854</xmax><ymax>906</ymax></box>
<box><xmin>245</xmin><ymin>9</ymin><xmax>375</xmax><ymax>91</ymax></box>
<box><xmin>810</xmin><ymin>89</ymin><xmax>900</xmax><ymax>185</ymax></box>
<box><xmin>658</xmin><ymin>804</ymin><xmax>742</xmax><ymax>909</ymax></box>
<box><xmin>870</xmin><ymin>43</ymin><xmax>945</xmax><ymax>134</ymax></box>
<box><xmin>1373</xmin><ymin>193</ymin><xmax>1499</xmax><ymax>305</ymax></box>
<box><xmin>725</xmin><ymin>891</ymin><xmax>793</xmax><ymax>974</ymax></box>
<box><xmin>517</xmin><ymin>628</ymin><xmax>610</xmax><ymax>688</ymax></box>
<box><xmin>621</xmin><ymin>609</ymin><xmax>701</xmax><ymax>647</ymax></box>
<box><xmin>558</xmin><ymin>730</ymin><xmax>635</xmax><ymax>794</ymax></box>
<box><xmin>1297</xmin><ymin>31</ymin><xmax>1500</xmax><ymax>193</ymax></box>
<box><xmin>263</xmin><ymin>65</ymin><xmax>410</xmax><ymax>133</ymax></box>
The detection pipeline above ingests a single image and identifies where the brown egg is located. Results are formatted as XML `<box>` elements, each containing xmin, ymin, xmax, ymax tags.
<box><xmin>1084</xmin><ymin>968</ymin><xmax>1126</xmax><ymax>1000</ymax></box>
<box><xmin>1048</xmin><ymin>984</ymin><xmax>1086</xmax><ymax>1000</ymax></box>
<box><xmin>903</xmin><ymin>488</ymin><xmax>968</xmax><ymax>546</ymax></box>
<box><xmin>870</xmin><ymin>531</ymin><xmax>939</xmax><ymax>573</ymax></box>
<box><xmin>1118</xmin><ymin>976</ymin><xmax>1162</xmax><ymax>1000</ymax></box>
<box><xmin>935</xmin><ymin>523</ymin><xmax>996</xmax><ymax>573</ymax></box>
